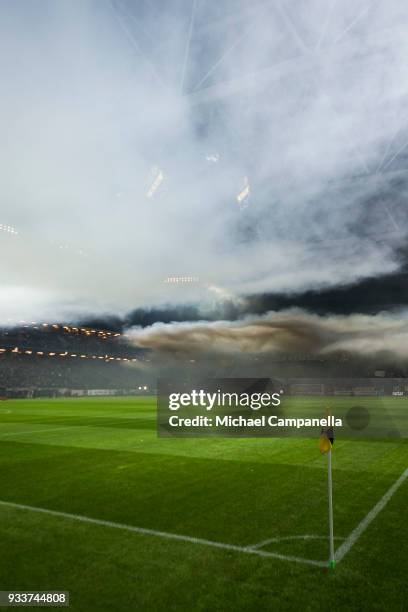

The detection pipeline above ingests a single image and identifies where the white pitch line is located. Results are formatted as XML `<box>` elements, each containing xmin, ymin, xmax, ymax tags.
<box><xmin>0</xmin><ymin>426</ymin><xmax>74</xmax><ymax>438</ymax></box>
<box><xmin>335</xmin><ymin>467</ymin><xmax>408</xmax><ymax>562</ymax></box>
<box><xmin>0</xmin><ymin>500</ymin><xmax>325</xmax><ymax>568</ymax></box>
<box><xmin>249</xmin><ymin>534</ymin><xmax>344</xmax><ymax>550</ymax></box>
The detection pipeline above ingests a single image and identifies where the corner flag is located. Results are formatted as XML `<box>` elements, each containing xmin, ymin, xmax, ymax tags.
<box><xmin>319</xmin><ymin>434</ymin><xmax>332</xmax><ymax>454</ymax></box>
<box><xmin>319</xmin><ymin>407</ymin><xmax>335</xmax><ymax>569</ymax></box>
<box><xmin>319</xmin><ymin>408</ymin><xmax>335</xmax><ymax>453</ymax></box>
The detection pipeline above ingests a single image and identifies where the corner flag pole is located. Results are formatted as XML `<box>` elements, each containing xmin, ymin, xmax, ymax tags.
<box><xmin>328</xmin><ymin>448</ymin><xmax>335</xmax><ymax>569</ymax></box>
<box><xmin>319</xmin><ymin>407</ymin><xmax>336</xmax><ymax>569</ymax></box>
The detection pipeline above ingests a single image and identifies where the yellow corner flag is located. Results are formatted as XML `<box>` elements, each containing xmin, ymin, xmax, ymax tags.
<box><xmin>319</xmin><ymin>406</ymin><xmax>334</xmax><ymax>454</ymax></box>
<box><xmin>319</xmin><ymin>434</ymin><xmax>332</xmax><ymax>454</ymax></box>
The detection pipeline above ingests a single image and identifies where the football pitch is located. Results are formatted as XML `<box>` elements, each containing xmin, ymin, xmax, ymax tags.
<box><xmin>0</xmin><ymin>396</ymin><xmax>406</xmax><ymax>611</ymax></box>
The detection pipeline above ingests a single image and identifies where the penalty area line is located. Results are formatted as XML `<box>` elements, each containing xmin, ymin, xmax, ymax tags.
<box><xmin>0</xmin><ymin>500</ymin><xmax>325</xmax><ymax>568</ymax></box>
<box><xmin>335</xmin><ymin>466</ymin><xmax>408</xmax><ymax>563</ymax></box>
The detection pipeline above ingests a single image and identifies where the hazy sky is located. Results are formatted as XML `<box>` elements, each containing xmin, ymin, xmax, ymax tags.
<box><xmin>1</xmin><ymin>0</ymin><xmax>408</xmax><ymax>323</ymax></box>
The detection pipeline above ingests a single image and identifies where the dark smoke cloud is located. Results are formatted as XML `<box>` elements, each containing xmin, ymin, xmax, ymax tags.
<box><xmin>245</xmin><ymin>264</ymin><xmax>408</xmax><ymax>316</ymax></box>
<box><xmin>74</xmin><ymin>258</ymin><xmax>408</xmax><ymax>333</ymax></box>
<box><xmin>127</xmin><ymin>309</ymin><xmax>408</xmax><ymax>360</ymax></box>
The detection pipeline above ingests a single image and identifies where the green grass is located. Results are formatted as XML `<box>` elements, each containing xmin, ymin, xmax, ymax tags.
<box><xmin>0</xmin><ymin>396</ymin><xmax>407</xmax><ymax>611</ymax></box>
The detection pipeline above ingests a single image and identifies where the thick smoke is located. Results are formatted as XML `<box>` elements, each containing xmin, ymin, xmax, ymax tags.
<box><xmin>1</xmin><ymin>1</ymin><xmax>408</xmax><ymax>320</ymax></box>
<box><xmin>128</xmin><ymin>310</ymin><xmax>408</xmax><ymax>360</ymax></box>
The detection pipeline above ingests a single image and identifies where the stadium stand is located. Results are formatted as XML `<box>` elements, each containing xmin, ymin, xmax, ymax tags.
<box><xmin>0</xmin><ymin>324</ymin><xmax>151</xmax><ymax>395</ymax></box>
